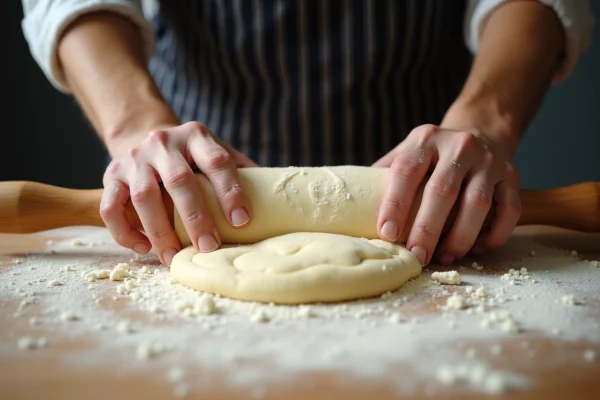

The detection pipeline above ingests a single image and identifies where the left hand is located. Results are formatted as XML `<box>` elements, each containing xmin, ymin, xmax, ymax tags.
<box><xmin>373</xmin><ymin>124</ymin><xmax>521</xmax><ymax>266</ymax></box>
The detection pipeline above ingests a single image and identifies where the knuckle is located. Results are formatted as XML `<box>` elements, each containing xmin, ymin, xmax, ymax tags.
<box><xmin>448</xmin><ymin>235</ymin><xmax>475</xmax><ymax>255</ymax></box>
<box><xmin>381</xmin><ymin>197</ymin><xmax>408</xmax><ymax>216</ymax></box>
<box><xmin>147</xmin><ymin>230</ymin><xmax>170</xmax><ymax>241</ymax></box>
<box><xmin>163</xmin><ymin>167</ymin><xmax>194</xmax><ymax>191</ymax></box>
<box><xmin>185</xmin><ymin>121</ymin><xmax>208</xmax><ymax>134</ymax></box>
<box><xmin>112</xmin><ymin>233</ymin><xmax>130</xmax><ymax>248</ymax></box>
<box><xmin>105</xmin><ymin>160</ymin><xmax>121</xmax><ymax>175</ymax></box>
<box><xmin>99</xmin><ymin>200</ymin><xmax>119</xmax><ymax>219</ymax></box>
<box><xmin>411</xmin><ymin>222</ymin><xmax>438</xmax><ymax>241</ymax></box>
<box><xmin>454</xmin><ymin>131</ymin><xmax>477</xmax><ymax>156</ymax></box>
<box><xmin>130</xmin><ymin>183</ymin><xmax>157</xmax><ymax>203</ymax></box>
<box><xmin>147</xmin><ymin>129</ymin><xmax>168</xmax><ymax>143</ymax></box>
<box><xmin>426</xmin><ymin>177</ymin><xmax>459</xmax><ymax>201</ymax></box>
<box><xmin>412</xmin><ymin>124</ymin><xmax>438</xmax><ymax>146</ymax></box>
<box><xmin>506</xmin><ymin>198</ymin><xmax>522</xmax><ymax>217</ymax></box>
<box><xmin>482</xmin><ymin>151</ymin><xmax>496</xmax><ymax>168</ymax></box>
<box><xmin>181</xmin><ymin>210</ymin><xmax>208</xmax><ymax>226</ymax></box>
<box><xmin>467</xmin><ymin>187</ymin><xmax>492</xmax><ymax>211</ymax></box>
<box><xmin>218</xmin><ymin>182</ymin><xmax>244</xmax><ymax>200</ymax></box>
<box><xmin>206</xmin><ymin>150</ymin><xmax>233</xmax><ymax>171</ymax></box>
<box><xmin>127</xmin><ymin>147</ymin><xmax>140</xmax><ymax>160</ymax></box>
<box><xmin>390</xmin><ymin>157</ymin><xmax>422</xmax><ymax>180</ymax></box>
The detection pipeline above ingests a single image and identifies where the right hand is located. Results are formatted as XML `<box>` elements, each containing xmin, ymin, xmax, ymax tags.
<box><xmin>100</xmin><ymin>121</ymin><xmax>258</xmax><ymax>265</ymax></box>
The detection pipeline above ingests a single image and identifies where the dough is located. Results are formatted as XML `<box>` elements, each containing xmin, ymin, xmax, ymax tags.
<box><xmin>174</xmin><ymin>166</ymin><xmax>421</xmax><ymax>246</ymax></box>
<box><xmin>170</xmin><ymin>232</ymin><xmax>421</xmax><ymax>304</ymax></box>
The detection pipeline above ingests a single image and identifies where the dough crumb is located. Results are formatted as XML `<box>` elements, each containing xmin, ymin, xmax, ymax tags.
<box><xmin>116</xmin><ymin>320</ymin><xmax>134</xmax><ymax>334</ymax></box>
<box><xmin>194</xmin><ymin>295</ymin><xmax>217</xmax><ymax>315</ymax></box>
<box><xmin>174</xmin><ymin>383</ymin><xmax>190</xmax><ymax>398</ymax></box>
<box><xmin>136</xmin><ymin>342</ymin><xmax>171</xmax><ymax>360</ymax></box>
<box><xmin>62</xmin><ymin>265</ymin><xmax>74</xmax><ymax>272</ymax></box>
<box><xmin>60</xmin><ymin>312</ymin><xmax>79</xmax><ymax>321</ymax></box>
<box><xmin>110</xmin><ymin>263</ymin><xmax>130</xmax><ymax>281</ymax></box>
<box><xmin>71</xmin><ymin>239</ymin><xmax>87</xmax><ymax>247</ymax></box>
<box><xmin>436</xmin><ymin>362</ymin><xmax>516</xmax><ymax>394</ymax></box>
<box><xmin>471</xmin><ymin>262</ymin><xmax>484</xmax><ymax>271</ymax></box>
<box><xmin>17</xmin><ymin>336</ymin><xmax>38</xmax><ymax>350</ymax></box>
<box><xmin>490</xmin><ymin>344</ymin><xmax>503</xmax><ymax>355</ymax></box>
<box><xmin>388</xmin><ymin>313</ymin><xmax>404</xmax><ymax>324</ymax></box>
<box><xmin>446</xmin><ymin>293</ymin><xmax>467</xmax><ymax>310</ymax></box>
<box><xmin>251</xmin><ymin>310</ymin><xmax>270</xmax><ymax>323</ymax></box>
<box><xmin>168</xmin><ymin>366</ymin><xmax>187</xmax><ymax>382</ymax></box>
<box><xmin>297</xmin><ymin>306</ymin><xmax>314</xmax><ymax>318</ymax></box>
<box><xmin>501</xmin><ymin>268</ymin><xmax>530</xmax><ymax>285</ymax></box>
<box><xmin>474</xmin><ymin>287</ymin><xmax>487</xmax><ymax>298</ymax></box>
<box><xmin>561</xmin><ymin>295</ymin><xmax>578</xmax><ymax>306</ymax></box>
<box><xmin>48</xmin><ymin>279</ymin><xmax>62</xmax><ymax>287</ymax></box>
<box><xmin>584</xmin><ymin>350</ymin><xmax>597</xmax><ymax>362</ymax></box>
<box><xmin>431</xmin><ymin>270</ymin><xmax>461</xmax><ymax>285</ymax></box>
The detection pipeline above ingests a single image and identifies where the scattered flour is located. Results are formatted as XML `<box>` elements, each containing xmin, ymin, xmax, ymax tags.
<box><xmin>1</xmin><ymin>227</ymin><xmax>599</xmax><ymax>397</ymax></box>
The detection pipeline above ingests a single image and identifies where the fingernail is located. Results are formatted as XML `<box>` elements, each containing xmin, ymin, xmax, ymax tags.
<box><xmin>198</xmin><ymin>234</ymin><xmax>219</xmax><ymax>252</ymax></box>
<box><xmin>471</xmin><ymin>245</ymin><xmax>485</xmax><ymax>254</ymax></box>
<box><xmin>231</xmin><ymin>207</ymin><xmax>250</xmax><ymax>227</ymax></box>
<box><xmin>133</xmin><ymin>242</ymin><xmax>150</xmax><ymax>254</ymax></box>
<box><xmin>410</xmin><ymin>246</ymin><xmax>428</xmax><ymax>266</ymax></box>
<box><xmin>163</xmin><ymin>248</ymin><xmax>178</xmax><ymax>265</ymax></box>
<box><xmin>440</xmin><ymin>253</ymin><xmax>455</xmax><ymax>266</ymax></box>
<box><xmin>381</xmin><ymin>221</ymin><xmax>399</xmax><ymax>242</ymax></box>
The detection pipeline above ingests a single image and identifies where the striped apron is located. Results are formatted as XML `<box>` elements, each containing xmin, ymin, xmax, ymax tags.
<box><xmin>147</xmin><ymin>0</ymin><xmax>471</xmax><ymax>167</ymax></box>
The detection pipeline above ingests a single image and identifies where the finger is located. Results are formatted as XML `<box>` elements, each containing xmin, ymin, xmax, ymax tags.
<box><xmin>436</xmin><ymin>170</ymin><xmax>494</xmax><ymax>265</ymax></box>
<box><xmin>474</xmin><ymin>163</ymin><xmax>521</xmax><ymax>252</ymax></box>
<box><xmin>376</xmin><ymin>150</ymin><xmax>431</xmax><ymax>244</ymax></box>
<box><xmin>128</xmin><ymin>156</ymin><xmax>182</xmax><ymax>265</ymax></box>
<box><xmin>190</xmin><ymin>132</ymin><xmax>253</xmax><ymax>230</ymax></box>
<box><xmin>151</xmin><ymin>138</ymin><xmax>221</xmax><ymax>254</ymax></box>
<box><xmin>406</xmin><ymin>154</ymin><xmax>471</xmax><ymax>266</ymax></box>
<box><xmin>100</xmin><ymin>177</ymin><xmax>151</xmax><ymax>254</ymax></box>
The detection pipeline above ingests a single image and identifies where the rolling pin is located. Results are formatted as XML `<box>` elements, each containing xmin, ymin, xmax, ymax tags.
<box><xmin>0</xmin><ymin>166</ymin><xmax>598</xmax><ymax>246</ymax></box>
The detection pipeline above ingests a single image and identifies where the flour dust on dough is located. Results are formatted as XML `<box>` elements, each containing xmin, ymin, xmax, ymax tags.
<box><xmin>174</xmin><ymin>166</ymin><xmax>421</xmax><ymax>246</ymax></box>
<box><xmin>170</xmin><ymin>232</ymin><xmax>422</xmax><ymax>304</ymax></box>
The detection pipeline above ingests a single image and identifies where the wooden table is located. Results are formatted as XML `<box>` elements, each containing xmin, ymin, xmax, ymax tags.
<box><xmin>1</xmin><ymin>226</ymin><xmax>599</xmax><ymax>400</ymax></box>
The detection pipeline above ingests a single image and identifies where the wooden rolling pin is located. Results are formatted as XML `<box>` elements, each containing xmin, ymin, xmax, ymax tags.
<box><xmin>0</xmin><ymin>167</ymin><xmax>598</xmax><ymax>245</ymax></box>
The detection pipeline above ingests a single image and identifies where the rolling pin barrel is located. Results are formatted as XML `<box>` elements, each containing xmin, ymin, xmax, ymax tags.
<box><xmin>0</xmin><ymin>168</ymin><xmax>598</xmax><ymax>244</ymax></box>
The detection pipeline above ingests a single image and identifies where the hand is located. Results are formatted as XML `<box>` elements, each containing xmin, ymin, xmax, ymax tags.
<box><xmin>100</xmin><ymin>121</ymin><xmax>258</xmax><ymax>265</ymax></box>
<box><xmin>373</xmin><ymin>124</ymin><xmax>521</xmax><ymax>266</ymax></box>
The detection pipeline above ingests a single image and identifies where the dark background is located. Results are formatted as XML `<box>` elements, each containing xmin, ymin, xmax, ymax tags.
<box><xmin>4</xmin><ymin>1</ymin><xmax>599</xmax><ymax>190</ymax></box>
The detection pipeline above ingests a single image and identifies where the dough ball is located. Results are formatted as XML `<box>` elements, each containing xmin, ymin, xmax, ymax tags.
<box><xmin>170</xmin><ymin>232</ymin><xmax>422</xmax><ymax>304</ymax></box>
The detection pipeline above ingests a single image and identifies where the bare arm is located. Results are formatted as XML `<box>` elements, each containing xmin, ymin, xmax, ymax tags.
<box><xmin>441</xmin><ymin>0</ymin><xmax>565</xmax><ymax>155</ymax></box>
<box><xmin>57</xmin><ymin>12</ymin><xmax>178</xmax><ymax>156</ymax></box>
<box><xmin>55</xmin><ymin>12</ymin><xmax>256</xmax><ymax>264</ymax></box>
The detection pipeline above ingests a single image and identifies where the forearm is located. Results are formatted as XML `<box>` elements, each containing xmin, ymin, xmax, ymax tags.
<box><xmin>442</xmin><ymin>0</ymin><xmax>564</xmax><ymax>155</ymax></box>
<box><xmin>57</xmin><ymin>12</ymin><xmax>178</xmax><ymax>156</ymax></box>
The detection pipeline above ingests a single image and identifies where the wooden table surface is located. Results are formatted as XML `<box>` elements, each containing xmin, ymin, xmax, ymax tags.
<box><xmin>1</xmin><ymin>225</ymin><xmax>599</xmax><ymax>400</ymax></box>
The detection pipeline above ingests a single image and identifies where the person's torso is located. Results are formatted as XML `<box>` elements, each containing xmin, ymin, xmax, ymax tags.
<box><xmin>148</xmin><ymin>0</ymin><xmax>471</xmax><ymax>166</ymax></box>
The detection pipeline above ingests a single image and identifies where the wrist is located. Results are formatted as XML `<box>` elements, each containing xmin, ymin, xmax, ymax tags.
<box><xmin>104</xmin><ymin>99</ymin><xmax>179</xmax><ymax>157</ymax></box>
<box><xmin>441</xmin><ymin>94</ymin><xmax>520</xmax><ymax>156</ymax></box>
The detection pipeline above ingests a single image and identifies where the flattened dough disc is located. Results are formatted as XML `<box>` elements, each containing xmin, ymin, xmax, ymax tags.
<box><xmin>170</xmin><ymin>232</ymin><xmax>422</xmax><ymax>304</ymax></box>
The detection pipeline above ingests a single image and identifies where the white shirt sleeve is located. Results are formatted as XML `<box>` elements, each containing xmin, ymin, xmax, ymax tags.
<box><xmin>464</xmin><ymin>0</ymin><xmax>595</xmax><ymax>82</ymax></box>
<box><xmin>21</xmin><ymin>0</ymin><xmax>155</xmax><ymax>93</ymax></box>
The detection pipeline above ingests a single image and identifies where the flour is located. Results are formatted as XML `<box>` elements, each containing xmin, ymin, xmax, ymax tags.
<box><xmin>1</xmin><ymin>227</ymin><xmax>600</xmax><ymax>397</ymax></box>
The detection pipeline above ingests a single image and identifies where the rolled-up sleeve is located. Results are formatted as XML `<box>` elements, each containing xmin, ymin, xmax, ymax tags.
<box><xmin>21</xmin><ymin>0</ymin><xmax>155</xmax><ymax>93</ymax></box>
<box><xmin>464</xmin><ymin>0</ymin><xmax>595</xmax><ymax>82</ymax></box>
